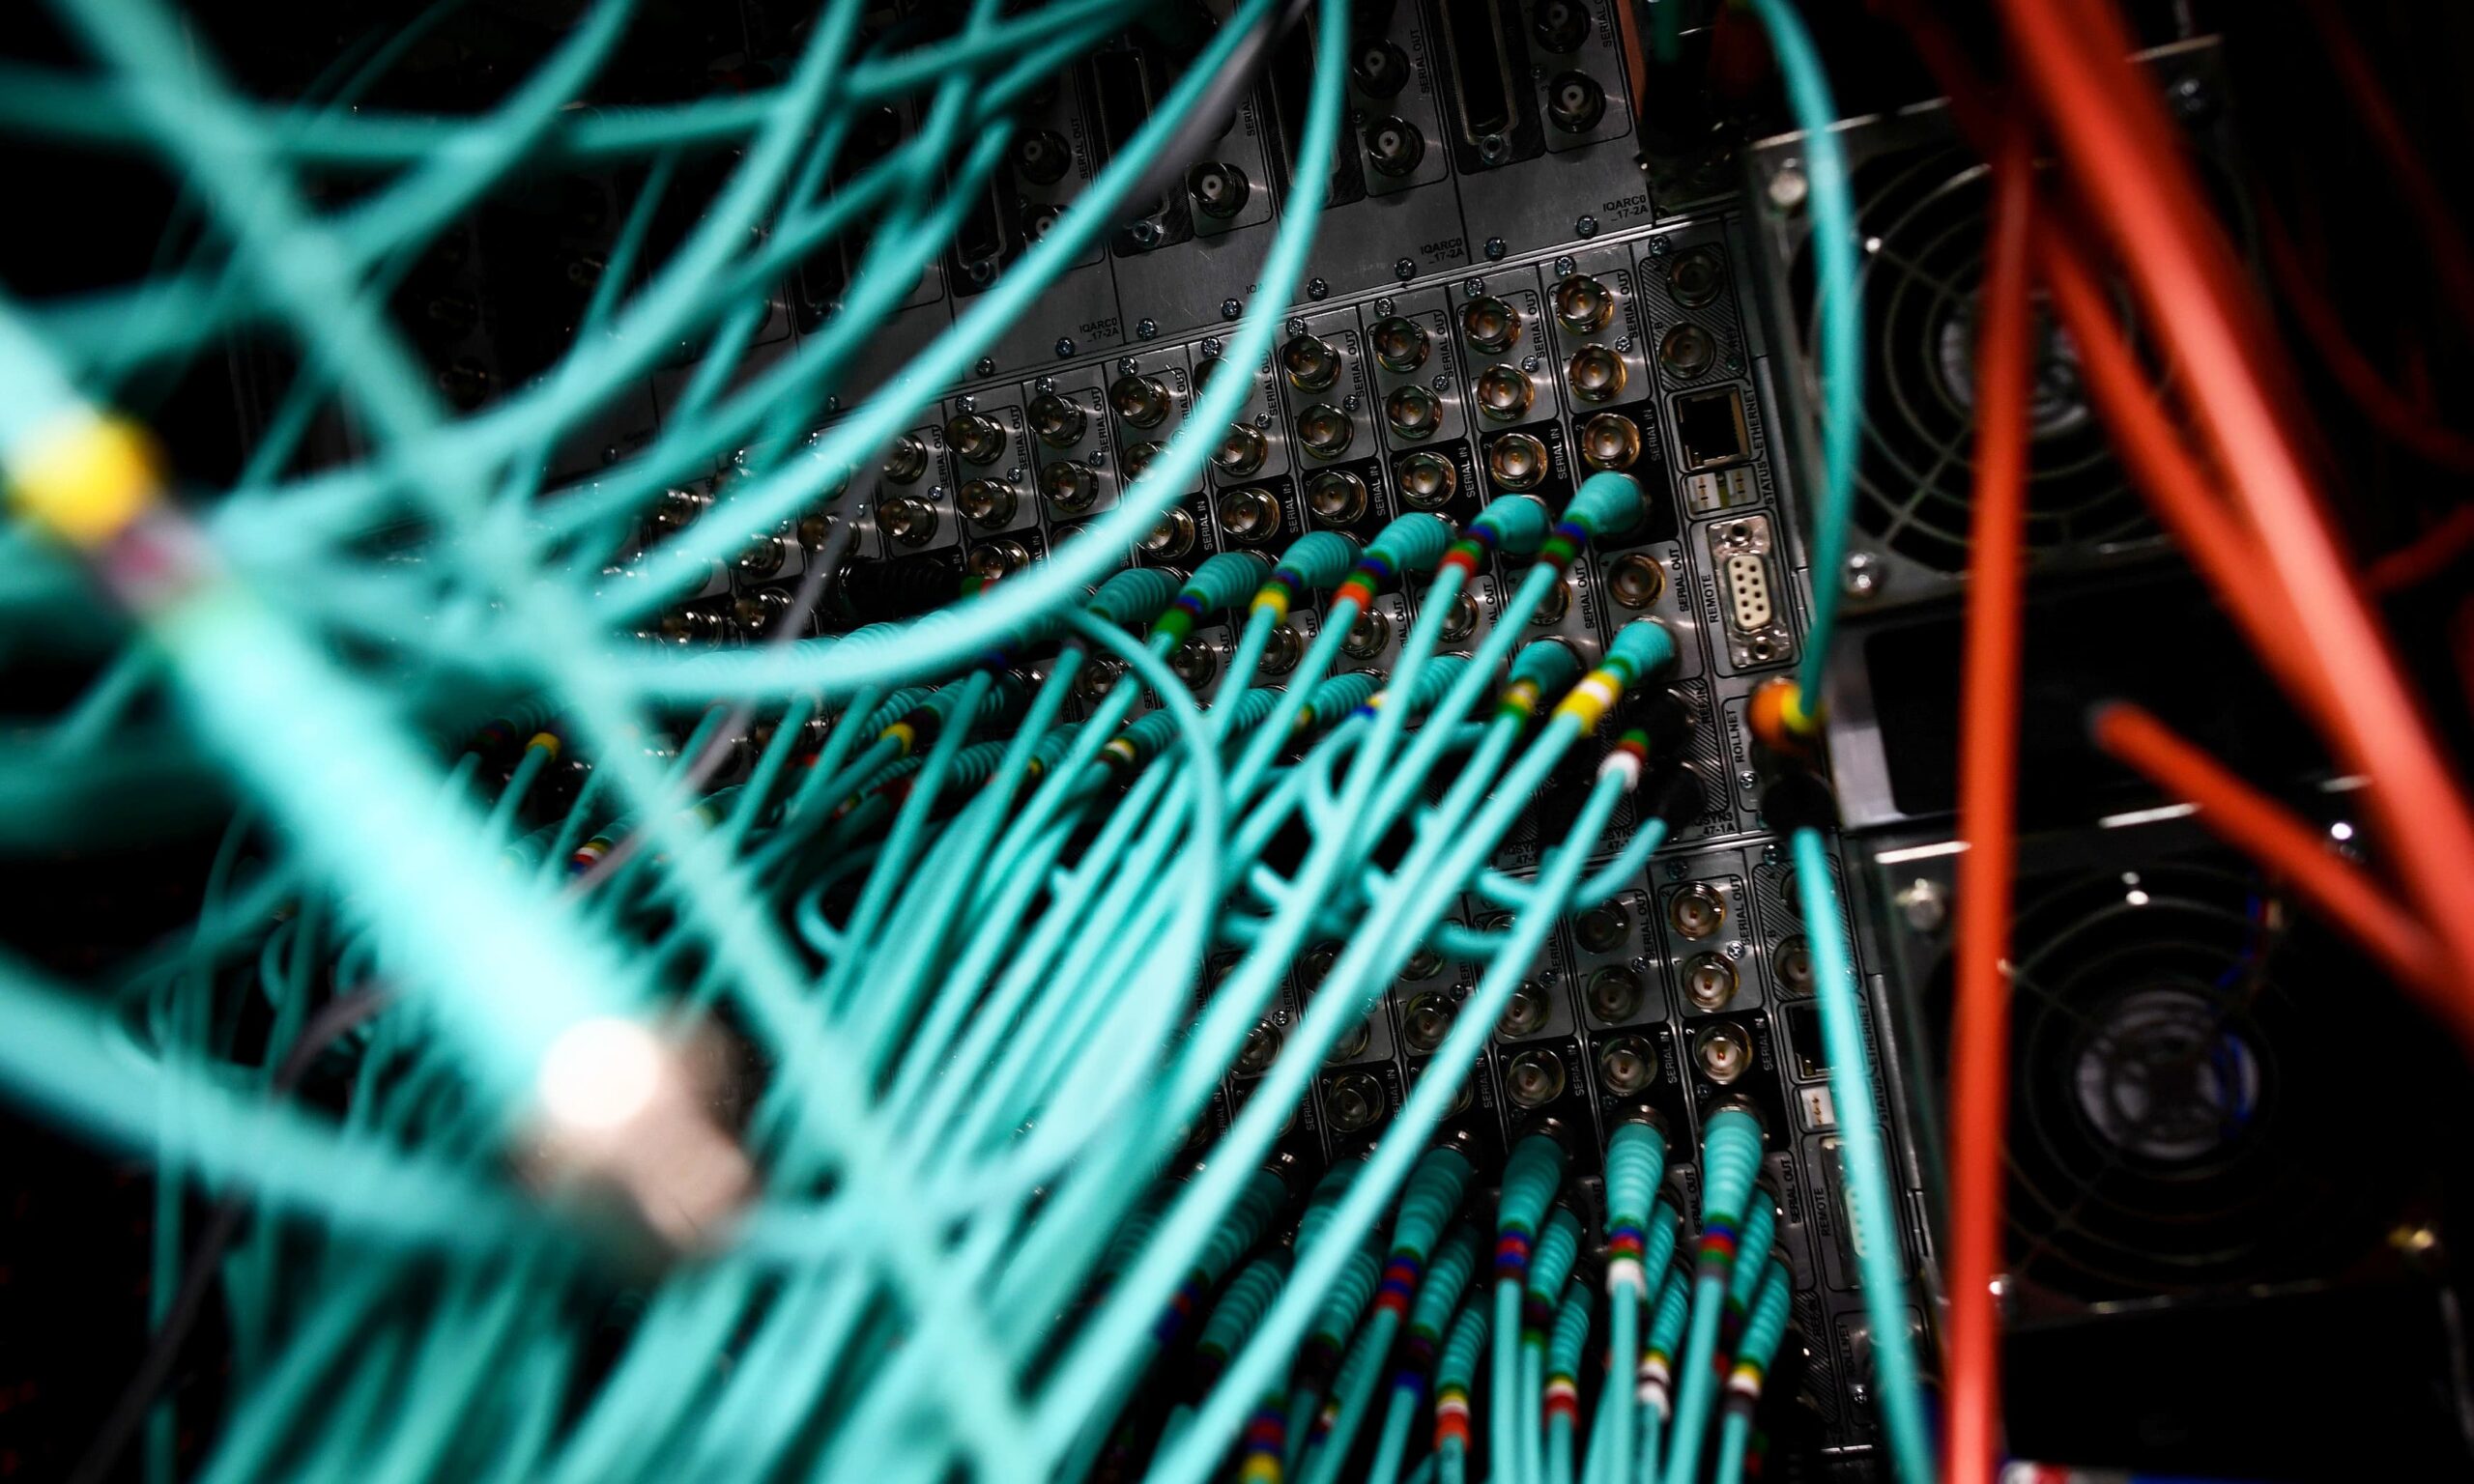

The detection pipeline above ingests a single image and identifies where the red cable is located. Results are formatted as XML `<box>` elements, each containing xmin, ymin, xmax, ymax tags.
<box><xmin>2366</xmin><ymin>504</ymin><xmax>2474</xmax><ymax>595</ymax></box>
<box><xmin>2091</xmin><ymin>703</ymin><xmax>2462</xmax><ymax>1036</ymax></box>
<box><xmin>1942</xmin><ymin>117</ymin><xmax>2035</xmax><ymax>1484</ymax></box>
<box><xmin>1999</xmin><ymin>0</ymin><xmax>2474</xmax><ymax>1004</ymax></box>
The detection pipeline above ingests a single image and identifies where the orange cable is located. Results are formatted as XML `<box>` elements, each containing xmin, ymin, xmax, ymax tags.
<box><xmin>1942</xmin><ymin>117</ymin><xmax>2035</xmax><ymax>1484</ymax></box>
<box><xmin>2091</xmin><ymin>702</ymin><xmax>2462</xmax><ymax>1037</ymax></box>
<box><xmin>1999</xmin><ymin>0</ymin><xmax>2474</xmax><ymax>1002</ymax></box>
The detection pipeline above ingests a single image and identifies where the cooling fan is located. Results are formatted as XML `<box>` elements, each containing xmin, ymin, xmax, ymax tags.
<box><xmin>1924</xmin><ymin>859</ymin><xmax>2439</xmax><ymax>1309</ymax></box>
<box><xmin>1744</xmin><ymin>40</ymin><xmax>2240</xmax><ymax>612</ymax></box>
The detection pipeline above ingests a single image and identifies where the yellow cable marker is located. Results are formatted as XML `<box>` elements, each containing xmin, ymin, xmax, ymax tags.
<box><xmin>5</xmin><ymin>412</ymin><xmax>162</xmax><ymax>551</ymax></box>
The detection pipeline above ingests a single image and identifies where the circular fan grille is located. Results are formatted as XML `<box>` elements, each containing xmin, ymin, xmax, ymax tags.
<box><xmin>1797</xmin><ymin>146</ymin><xmax>2156</xmax><ymax>573</ymax></box>
<box><xmin>1932</xmin><ymin>863</ymin><xmax>2429</xmax><ymax>1304</ymax></box>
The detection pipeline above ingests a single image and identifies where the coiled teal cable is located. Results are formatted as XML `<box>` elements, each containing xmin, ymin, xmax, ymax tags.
<box><xmin>1712</xmin><ymin>1263</ymin><xmax>1794</xmax><ymax>1484</ymax></box>
<box><xmin>1546</xmin><ymin>1279</ymin><xmax>1594</xmax><ymax>1484</ymax></box>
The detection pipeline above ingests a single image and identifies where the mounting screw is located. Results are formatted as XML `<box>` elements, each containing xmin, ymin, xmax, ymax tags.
<box><xmin>1554</xmin><ymin>254</ymin><xmax>1576</xmax><ymax>276</ymax></box>
<box><xmin>2170</xmin><ymin>71</ymin><xmax>2211</xmax><ymax>119</ymax></box>
<box><xmin>1308</xmin><ymin>277</ymin><xmax>1330</xmax><ymax>300</ymax></box>
<box><xmin>825</xmin><ymin>394</ymin><xmax>842</xmax><ymax>412</ymax></box>
<box><xmin>1287</xmin><ymin>316</ymin><xmax>1309</xmax><ymax>337</ymax></box>
<box><xmin>1343</xmin><ymin>393</ymin><xmax>1362</xmax><ymax>412</ymax></box>
<box><xmin>1484</xmin><ymin>238</ymin><xmax>1508</xmax><ymax>261</ymax></box>
<box><xmin>1649</xmin><ymin>235</ymin><xmax>1671</xmax><ymax>257</ymax></box>
<box><xmin>1521</xmin><ymin>357</ymin><xmax>1539</xmax><ymax>373</ymax></box>
<box><xmin>1395</xmin><ymin>257</ymin><xmax>1417</xmax><ymax>280</ymax></box>
<box><xmin>1895</xmin><ymin>878</ymin><xmax>1948</xmax><ymax>934</ymax></box>
<box><xmin>1462</xmin><ymin>276</ymin><xmax>1485</xmax><ymax>299</ymax></box>
<box><xmin>1574</xmin><ymin>214</ymin><xmax>1598</xmax><ymax>239</ymax></box>
<box><xmin>1201</xmin><ymin>336</ymin><xmax>1223</xmax><ymax>356</ymax></box>
<box><xmin>1614</xmin><ymin>336</ymin><xmax>1632</xmax><ymax>353</ymax></box>
<box><xmin>975</xmin><ymin>357</ymin><xmax>996</xmax><ymax>378</ymax></box>
<box><xmin>1768</xmin><ymin>165</ymin><xmax>1810</xmax><ymax>214</ymax></box>
<box><xmin>1136</xmin><ymin>318</ymin><xmax>1158</xmax><ymax>340</ymax></box>
<box><xmin>1375</xmin><ymin>297</ymin><xmax>1395</xmax><ymax>316</ymax></box>
<box><xmin>1035</xmin><ymin>376</ymin><xmax>1055</xmax><ymax>392</ymax></box>
<box><xmin>1843</xmin><ymin>551</ymin><xmax>1884</xmax><ymax>599</ymax></box>
<box><xmin>1221</xmin><ymin>298</ymin><xmax>1244</xmax><ymax>321</ymax></box>
<box><xmin>1131</xmin><ymin>219</ymin><xmax>1161</xmax><ymax>246</ymax></box>
<box><xmin>1054</xmin><ymin>337</ymin><xmax>1077</xmax><ymax>358</ymax></box>
<box><xmin>1432</xmin><ymin>374</ymin><xmax>1453</xmax><ymax>391</ymax></box>
<box><xmin>956</xmin><ymin>395</ymin><xmax>976</xmax><ymax>413</ymax></box>
<box><xmin>1725</xmin><ymin>354</ymin><xmax>1742</xmax><ymax>373</ymax></box>
<box><xmin>1762</xmin><ymin>843</ymin><xmax>1780</xmax><ymax>866</ymax></box>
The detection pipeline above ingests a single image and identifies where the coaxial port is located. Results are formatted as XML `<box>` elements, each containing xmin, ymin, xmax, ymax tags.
<box><xmin>649</xmin><ymin>486</ymin><xmax>710</xmax><ymax>532</ymax></box>
<box><xmin>1667</xmin><ymin>245</ymin><xmax>1726</xmax><ymax>308</ymax></box>
<box><xmin>1396</xmin><ymin>450</ymin><xmax>1459</xmax><ymax>508</ymax></box>
<box><xmin>1354</xmin><ymin>40</ymin><xmax>1412</xmax><ymax>98</ymax></box>
<box><xmin>945</xmin><ymin>412</ymin><xmax>1006</xmax><ymax>466</ymax></box>
<box><xmin>1553</xmin><ymin>273</ymin><xmax>1615</xmax><ymax>332</ymax></box>
<box><xmin>1669</xmin><ymin>882</ymin><xmax>1725</xmax><ymax>939</ymax></box>
<box><xmin>1405</xmin><ymin>948</ymin><xmax>1444</xmax><ymax>981</ymax></box>
<box><xmin>738</xmin><ymin>533</ymin><xmax>789</xmax><ymax>577</ymax></box>
<box><xmin>1372</xmin><ymin>315</ymin><xmax>1431</xmax><ymax>371</ymax></box>
<box><xmin>1567</xmin><ymin>344</ymin><xmax>1626</xmax><ymax>403</ymax></box>
<box><xmin>795</xmin><ymin>508</ymin><xmax>839</xmax><ymax>550</ymax></box>
<box><xmin>966</xmin><ymin>539</ymin><xmax>1032</xmax><ymax>583</ymax></box>
<box><xmin>1027</xmin><ymin>391</ymin><xmax>1087</xmax><ymax>446</ymax></box>
<box><xmin>1385</xmin><ymin>385</ymin><xmax>1443</xmax><ymax>440</ymax></box>
<box><xmin>1341</xmin><ymin>605</ymin><xmax>1392</xmax><ymax>659</ymax></box>
<box><xmin>1364</xmin><ymin>116</ymin><xmax>1426</xmax><ymax>178</ymax></box>
<box><xmin>1041</xmin><ymin>459</ymin><xmax>1098</xmax><ymax>515</ymax></box>
<box><xmin>1193</xmin><ymin>354</ymin><xmax>1224</xmax><ymax>394</ymax></box>
<box><xmin>1296</xmin><ymin>403</ymin><xmax>1355</xmax><ymax>460</ymax></box>
<box><xmin>1474</xmin><ymin>364</ymin><xmax>1534</xmax><ymax>421</ymax></box>
<box><xmin>1259</xmin><ymin>620</ymin><xmax>1304</xmax><ymax>676</ymax></box>
<box><xmin>1683</xmin><ymin>952</ymin><xmax>1738</xmax><ymax>1011</ymax></box>
<box><xmin>1281</xmin><ymin>332</ymin><xmax>1342</xmax><ymax>390</ymax></box>
<box><xmin>1545</xmin><ymin>71</ymin><xmax>1606</xmax><ymax>133</ymax></box>
<box><xmin>1401</xmin><ymin>992</ymin><xmax>1455</xmax><ymax>1054</ymax></box>
<box><xmin>1122</xmin><ymin>440</ymin><xmax>1165</xmax><ymax>484</ymax></box>
<box><xmin>1579</xmin><ymin>412</ymin><xmax>1643</xmax><ymax>471</ymax></box>
<box><xmin>1168</xmin><ymin>639</ymin><xmax>1219</xmax><ymax>689</ymax></box>
<box><xmin>651</xmin><ymin>607</ymin><xmax>727</xmax><ymax>644</ymax></box>
<box><xmin>1532</xmin><ymin>575</ymin><xmax>1572</xmax><ymax>625</ymax></box>
<box><xmin>878</xmin><ymin>495</ymin><xmax>938</xmax><ymax>548</ymax></box>
<box><xmin>1187</xmin><ymin>159</ymin><xmax>1251</xmax><ymax>220</ymax></box>
<box><xmin>1533</xmin><ymin>0</ymin><xmax>1589</xmax><ymax>51</ymax></box>
<box><xmin>1074</xmin><ymin>657</ymin><xmax>1124</xmax><ymax>703</ymax></box>
<box><xmin>1598</xmin><ymin>1034</ymin><xmax>1659</xmax><ymax>1097</ymax></box>
<box><xmin>1440</xmin><ymin>591</ymin><xmax>1480</xmax><ymax>643</ymax></box>
<box><xmin>1659</xmin><ymin>323</ymin><xmax>1716</xmax><ymax>379</ymax></box>
<box><xmin>1213</xmin><ymin>422</ymin><xmax>1269</xmax><ymax>477</ymax></box>
<box><xmin>883</xmin><ymin>433</ymin><xmax>930</xmax><ymax>483</ymax></box>
<box><xmin>1307</xmin><ymin>469</ymin><xmax>1369</xmax><ymax>527</ymax></box>
<box><xmin>1217</xmin><ymin>484</ymin><xmax>1283</xmax><ymax>547</ymax></box>
<box><xmin>1586</xmin><ymin>965</ymin><xmax>1645</xmax><ymax>1023</ymax></box>
<box><xmin>1238</xmin><ymin>1020</ymin><xmax>1281</xmax><ymax>1073</ymax></box>
<box><xmin>1497</xmin><ymin>980</ymin><xmax>1552</xmax><ymax>1040</ymax></box>
<box><xmin>1487</xmin><ymin>433</ymin><xmax>1548</xmax><ymax>491</ymax></box>
<box><xmin>1609</xmin><ymin>552</ymin><xmax>1666</xmax><ymax>608</ymax></box>
<box><xmin>1326</xmin><ymin>1070</ymin><xmax>1385</xmax><ymax>1132</ymax></box>
<box><xmin>958</xmin><ymin>476</ymin><xmax>1018</xmax><ymax>529</ymax></box>
<box><xmin>1694</xmin><ymin>1022</ymin><xmax>1751</xmax><ymax>1085</ymax></box>
<box><xmin>1775</xmin><ymin>933</ymin><xmax>1814</xmax><ymax>993</ymax></box>
<box><xmin>1504</xmin><ymin>1048</ymin><xmax>1568</xmax><ymax>1107</ymax></box>
<box><xmin>734</xmin><ymin>586</ymin><xmax>791</xmax><ymax>635</ymax></box>
<box><xmin>1329</xmin><ymin>1015</ymin><xmax>1372</xmax><ymax>1064</ymax></box>
<box><xmin>1463</xmin><ymin>296</ymin><xmax>1521</xmax><ymax>353</ymax></box>
<box><xmin>1574</xmin><ymin>899</ymin><xmax>1631</xmax><ymax>953</ymax></box>
<box><xmin>1110</xmin><ymin>373</ymin><xmax>1172</xmax><ymax>427</ymax></box>
<box><xmin>1013</xmin><ymin>128</ymin><xmax>1072</xmax><ymax>185</ymax></box>
<box><xmin>1143</xmin><ymin>505</ymin><xmax>1197</xmax><ymax>562</ymax></box>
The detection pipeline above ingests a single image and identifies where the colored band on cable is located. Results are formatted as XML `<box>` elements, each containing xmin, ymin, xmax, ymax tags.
<box><xmin>1698</xmin><ymin>1216</ymin><xmax>1741</xmax><ymax>1278</ymax></box>
<box><xmin>566</xmin><ymin>837</ymin><xmax>612</xmax><ymax>877</ymax></box>
<box><xmin>1241</xmin><ymin>1400</ymin><xmax>1287</xmax><ymax>1484</ymax></box>
<box><xmin>1521</xmin><ymin>1294</ymin><xmax>1555</xmax><ymax>1343</ymax></box>
<box><xmin>1493</xmin><ymin>1229</ymin><xmax>1535</xmax><ymax>1282</ymax></box>
<box><xmin>1335</xmin><ymin>554</ymin><xmax>1395</xmax><ymax>612</ymax></box>
<box><xmin>1152</xmin><ymin>592</ymin><xmax>1207</xmax><ymax>649</ymax></box>
<box><xmin>1537</xmin><ymin>519</ymin><xmax>1591</xmax><ymax>571</ymax></box>
<box><xmin>6</xmin><ymin>413</ymin><xmax>162</xmax><ymax>551</ymax></box>
<box><xmin>1152</xmin><ymin>1273</ymin><xmax>1207</xmax><ymax>1345</ymax></box>
<box><xmin>1553</xmin><ymin>666</ymin><xmax>1626</xmax><ymax>732</ymax></box>
<box><xmin>1251</xmin><ymin>568</ymin><xmax>1305</xmax><ymax>623</ymax></box>
<box><xmin>1433</xmin><ymin>1388</ymin><xmax>1473</xmax><ymax>1451</ymax></box>
<box><xmin>1637</xmin><ymin>1352</ymin><xmax>1675</xmax><ymax>1413</ymax></box>
<box><xmin>1374</xmin><ymin>1252</ymin><xmax>1424</xmax><ymax>1317</ymax></box>
<box><xmin>1544</xmin><ymin>1377</ymin><xmax>1582</xmax><ymax>1421</ymax></box>
<box><xmin>527</xmin><ymin>731</ymin><xmax>562</xmax><ymax>759</ymax></box>
<box><xmin>1495</xmin><ymin>677</ymin><xmax>1542</xmax><ymax>724</ymax></box>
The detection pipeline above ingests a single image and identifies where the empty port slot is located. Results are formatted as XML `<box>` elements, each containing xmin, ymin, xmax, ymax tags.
<box><xmin>1675</xmin><ymin>387</ymin><xmax>1749</xmax><ymax>470</ymax></box>
<box><xmin>1723</xmin><ymin>552</ymin><xmax>1774</xmax><ymax>633</ymax></box>
<box><xmin>1785</xmin><ymin>1001</ymin><xmax>1827</xmax><ymax>1078</ymax></box>
<box><xmin>1091</xmin><ymin>50</ymin><xmax>1164</xmax><ymax>216</ymax></box>
<box><xmin>1437</xmin><ymin>0</ymin><xmax>1521</xmax><ymax>150</ymax></box>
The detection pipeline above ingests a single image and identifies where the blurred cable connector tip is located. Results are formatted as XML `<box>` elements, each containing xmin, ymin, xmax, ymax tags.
<box><xmin>522</xmin><ymin>1015</ymin><xmax>757</xmax><ymax>1261</ymax></box>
